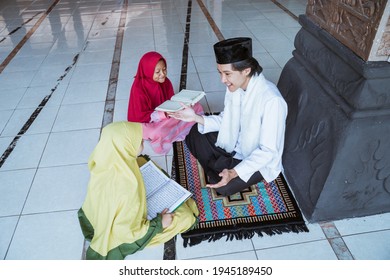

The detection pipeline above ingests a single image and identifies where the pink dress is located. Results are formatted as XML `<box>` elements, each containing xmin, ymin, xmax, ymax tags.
<box><xmin>142</xmin><ymin>103</ymin><xmax>203</xmax><ymax>154</ymax></box>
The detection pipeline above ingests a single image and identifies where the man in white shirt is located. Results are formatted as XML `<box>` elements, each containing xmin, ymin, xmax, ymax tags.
<box><xmin>169</xmin><ymin>37</ymin><xmax>288</xmax><ymax>196</ymax></box>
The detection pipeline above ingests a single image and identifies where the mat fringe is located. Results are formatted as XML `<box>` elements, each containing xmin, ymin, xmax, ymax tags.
<box><xmin>182</xmin><ymin>223</ymin><xmax>309</xmax><ymax>247</ymax></box>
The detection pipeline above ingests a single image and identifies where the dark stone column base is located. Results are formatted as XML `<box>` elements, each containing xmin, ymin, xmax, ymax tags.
<box><xmin>278</xmin><ymin>15</ymin><xmax>390</xmax><ymax>222</ymax></box>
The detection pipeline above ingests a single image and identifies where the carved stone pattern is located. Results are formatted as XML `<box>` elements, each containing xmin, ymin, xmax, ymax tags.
<box><xmin>344</xmin><ymin>139</ymin><xmax>390</xmax><ymax>209</ymax></box>
<box><xmin>307</xmin><ymin>0</ymin><xmax>387</xmax><ymax>60</ymax></box>
<box><xmin>295</xmin><ymin>30</ymin><xmax>363</xmax><ymax>106</ymax></box>
<box><xmin>306</xmin><ymin>121</ymin><xmax>331</xmax><ymax>206</ymax></box>
<box><xmin>377</xmin><ymin>15</ymin><xmax>390</xmax><ymax>56</ymax></box>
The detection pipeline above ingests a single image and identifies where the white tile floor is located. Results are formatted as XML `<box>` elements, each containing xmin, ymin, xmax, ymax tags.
<box><xmin>0</xmin><ymin>0</ymin><xmax>389</xmax><ymax>261</ymax></box>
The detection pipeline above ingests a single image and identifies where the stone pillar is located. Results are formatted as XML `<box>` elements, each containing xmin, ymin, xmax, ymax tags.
<box><xmin>278</xmin><ymin>0</ymin><xmax>390</xmax><ymax>222</ymax></box>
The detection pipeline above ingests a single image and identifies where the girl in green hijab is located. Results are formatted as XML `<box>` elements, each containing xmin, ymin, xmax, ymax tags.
<box><xmin>78</xmin><ymin>122</ymin><xmax>198</xmax><ymax>260</ymax></box>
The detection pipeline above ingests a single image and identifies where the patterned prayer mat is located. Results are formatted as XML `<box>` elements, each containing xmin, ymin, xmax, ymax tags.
<box><xmin>172</xmin><ymin>141</ymin><xmax>309</xmax><ymax>247</ymax></box>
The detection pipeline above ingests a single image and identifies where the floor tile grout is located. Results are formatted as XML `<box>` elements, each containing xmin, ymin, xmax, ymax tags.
<box><xmin>319</xmin><ymin>222</ymin><xmax>354</xmax><ymax>260</ymax></box>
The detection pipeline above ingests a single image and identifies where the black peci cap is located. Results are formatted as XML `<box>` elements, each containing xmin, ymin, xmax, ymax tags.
<box><xmin>213</xmin><ymin>37</ymin><xmax>252</xmax><ymax>64</ymax></box>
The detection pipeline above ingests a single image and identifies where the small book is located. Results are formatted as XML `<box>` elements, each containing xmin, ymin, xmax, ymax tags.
<box><xmin>155</xmin><ymin>89</ymin><xmax>206</xmax><ymax>112</ymax></box>
<box><xmin>140</xmin><ymin>160</ymin><xmax>192</xmax><ymax>220</ymax></box>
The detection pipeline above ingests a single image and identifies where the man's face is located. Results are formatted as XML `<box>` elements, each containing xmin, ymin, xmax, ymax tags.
<box><xmin>217</xmin><ymin>63</ymin><xmax>251</xmax><ymax>92</ymax></box>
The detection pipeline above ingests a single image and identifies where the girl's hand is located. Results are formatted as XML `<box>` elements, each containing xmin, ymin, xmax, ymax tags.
<box><xmin>161</xmin><ymin>208</ymin><xmax>174</xmax><ymax>228</ymax></box>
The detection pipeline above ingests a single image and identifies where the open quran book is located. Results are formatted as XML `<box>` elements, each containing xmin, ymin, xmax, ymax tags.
<box><xmin>155</xmin><ymin>89</ymin><xmax>206</xmax><ymax>112</ymax></box>
<box><xmin>140</xmin><ymin>160</ymin><xmax>192</xmax><ymax>220</ymax></box>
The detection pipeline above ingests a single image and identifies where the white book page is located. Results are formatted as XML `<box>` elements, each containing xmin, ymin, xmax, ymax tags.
<box><xmin>147</xmin><ymin>181</ymin><xmax>192</xmax><ymax>220</ymax></box>
<box><xmin>140</xmin><ymin>161</ymin><xmax>170</xmax><ymax>197</ymax></box>
<box><xmin>140</xmin><ymin>161</ymin><xmax>192</xmax><ymax>219</ymax></box>
<box><xmin>155</xmin><ymin>90</ymin><xmax>205</xmax><ymax>112</ymax></box>
<box><xmin>155</xmin><ymin>100</ymin><xmax>184</xmax><ymax>112</ymax></box>
<box><xmin>171</xmin><ymin>89</ymin><xmax>205</xmax><ymax>104</ymax></box>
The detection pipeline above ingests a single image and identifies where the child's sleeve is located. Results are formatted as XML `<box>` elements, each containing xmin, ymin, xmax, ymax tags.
<box><xmin>150</xmin><ymin>111</ymin><xmax>168</xmax><ymax>122</ymax></box>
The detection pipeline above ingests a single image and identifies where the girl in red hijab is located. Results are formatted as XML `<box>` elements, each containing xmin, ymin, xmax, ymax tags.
<box><xmin>128</xmin><ymin>51</ymin><xmax>203</xmax><ymax>154</ymax></box>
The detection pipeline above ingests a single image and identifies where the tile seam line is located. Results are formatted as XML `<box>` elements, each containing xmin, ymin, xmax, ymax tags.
<box><xmin>0</xmin><ymin>11</ymin><xmax>42</xmax><ymax>44</ymax></box>
<box><xmin>0</xmin><ymin>0</ymin><xmax>61</xmax><ymax>74</ymax></box>
<box><xmin>81</xmin><ymin>0</ymin><xmax>130</xmax><ymax>258</ymax></box>
<box><xmin>269</xmin><ymin>0</ymin><xmax>299</xmax><ymax>21</ymax></box>
<box><xmin>164</xmin><ymin>0</ymin><xmax>194</xmax><ymax>261</ymax></box>
<box><xmin>100</xmin><ymin>0</ymin><xmax>128</xmax><ymax>129</ymax></box>
<box><xmin>319</xmin><ymin>221</ymin><xmax>354</xmax><ymax>260</ymax></box>
<box><xmin>196</xmin><ymin>0</ymin><xmax>299</xmax><ymax>43</ymax></box>
<box><xmin>196</xmin><ymin>0</ymin><xmax>224</xmax><ymax>41</ymax></box>
<box><xmin>0</xmin><ymin>54</ymin><xmax>80</xmax><ymax>169</ymax></box>
<box><xmin>178</xmin><ymin>0</ymin><xmax>193</xmax><ymax>91</ymax></box>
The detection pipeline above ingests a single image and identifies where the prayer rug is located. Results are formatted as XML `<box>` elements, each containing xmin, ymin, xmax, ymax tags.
<box><xmin>172</xmin><ymin>141</ymin><xmax>309</xmax><ymax>247</ymax></box>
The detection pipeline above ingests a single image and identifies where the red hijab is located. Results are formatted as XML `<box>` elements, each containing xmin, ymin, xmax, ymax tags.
<box><xmin>127</xmin><ymin>52</ymin><xmax>174</xmax><ymax>122</ymax></box>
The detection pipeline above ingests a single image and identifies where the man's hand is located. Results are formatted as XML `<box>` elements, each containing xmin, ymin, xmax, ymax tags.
<box><xmin>168</xmin><ymin>103</ymin><xmax>204</xmax><ymax>124</ymax></box>
<box><xmin>206</xmin><ymin>168</ymin><xmax>238</xmax><ymax>189</ymax></box>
